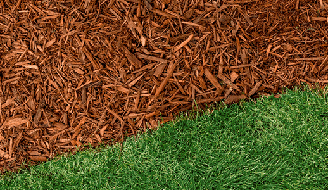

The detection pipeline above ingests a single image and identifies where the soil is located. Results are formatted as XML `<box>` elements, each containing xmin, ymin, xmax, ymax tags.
<box><xmin>1</xmin><ymin>0</ymin><xmax>328</xmax><ymax>175</ymax></box>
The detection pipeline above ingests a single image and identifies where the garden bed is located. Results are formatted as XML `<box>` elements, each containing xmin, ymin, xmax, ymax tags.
<box><xmin>0</xmin><ymin>0</ymin><xmax>328</xmax><ymax>174</ymax></box>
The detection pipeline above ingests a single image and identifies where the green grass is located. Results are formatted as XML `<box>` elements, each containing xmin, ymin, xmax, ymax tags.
<box><xmin>1</xmin><ymin>83</ymin><xmax>328</xmax><ymax>189</ymax></box>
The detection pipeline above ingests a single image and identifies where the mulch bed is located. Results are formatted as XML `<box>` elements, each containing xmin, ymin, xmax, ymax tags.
<box><xmin>1</xmin><ymin>0</ymin><xmax>328</xmax><ymax>175</ymax></box>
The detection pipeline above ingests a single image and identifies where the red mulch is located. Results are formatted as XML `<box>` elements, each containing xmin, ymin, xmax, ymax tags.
<box><xmin>1</xmin><ymin>0</ymin><xmax>328</xmax><ymax>175</ymax></box>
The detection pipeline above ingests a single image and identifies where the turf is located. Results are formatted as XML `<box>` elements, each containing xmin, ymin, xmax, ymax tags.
<box><xmin>1</xmin><ymin>83</ymin><xmax>328</xmax><ymax>189</ymax></box>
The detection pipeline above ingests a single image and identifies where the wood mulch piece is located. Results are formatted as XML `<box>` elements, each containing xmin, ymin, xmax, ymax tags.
<box><xmin>1</xmin><ymin>0</ymin><xmax>328</xmax><ymax>175</ymax></box>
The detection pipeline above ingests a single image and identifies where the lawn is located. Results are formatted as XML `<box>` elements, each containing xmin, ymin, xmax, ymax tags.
<box><xmin>1</xmin><ymin>83</ymin><xmax>328</xmax><ymax>189</ymax></box>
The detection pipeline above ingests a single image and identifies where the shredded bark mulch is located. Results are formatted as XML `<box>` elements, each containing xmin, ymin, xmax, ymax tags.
<box><xmin>1</xmin><ymin>0</ymin><xmax>328</xmax><ymax>175</ymax></box>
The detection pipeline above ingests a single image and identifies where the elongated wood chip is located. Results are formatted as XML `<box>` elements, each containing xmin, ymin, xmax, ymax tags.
<box><xmin>174</xmin><ymin>34</ymin><xmax>194</xmax><ymax>52</ymax></box>
<box><xmin>204</xmin><ymin>68</ymin><xmax>223</xmax><ymax>90</ymax></box>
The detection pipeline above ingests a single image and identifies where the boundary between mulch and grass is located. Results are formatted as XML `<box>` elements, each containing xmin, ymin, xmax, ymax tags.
<box><xmin>0</xmin><ymin>82</ymin><xmax>328</xmax><ymax>189</ymax></box>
